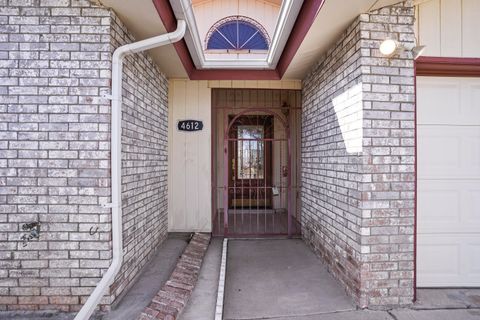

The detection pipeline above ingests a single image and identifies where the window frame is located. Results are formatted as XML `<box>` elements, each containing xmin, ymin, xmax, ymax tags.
<box><xmin>205</xmin><ymin>15</ymin><xmax>271</xmax><ymax>52</ymax></box>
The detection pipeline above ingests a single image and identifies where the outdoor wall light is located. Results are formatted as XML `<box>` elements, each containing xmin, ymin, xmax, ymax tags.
<box><xmin>379</xmin><ymin>38</ymin><xmax>426</xmax><ymax>60</ymax></box>
<box><xmin>412</xmin><ymin>45</ymin><xmax>426</xmax><ymax>60</ymax></box>
<box><xmin>379</xmin><ymin>39</ymin><xmax>398</xmax><ymax>56</ymax></box>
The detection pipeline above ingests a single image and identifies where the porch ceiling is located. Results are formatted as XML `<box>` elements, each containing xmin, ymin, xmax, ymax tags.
<box><xmin>99</xmin><ymin>0</ymin><xmax>188</xmax><ymax>78</ymax></box>
<box><xmin>283</xmin><ymin>0</ymin><xmax>405</xmax><ymax>79</ymax></box>
<box><xmin>96</xmin><ymin>0</ymin><xmax>404</xmax><ymax>80</ymax></box>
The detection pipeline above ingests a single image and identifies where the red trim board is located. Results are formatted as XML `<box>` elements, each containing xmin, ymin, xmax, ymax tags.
<box><xmin>416</xmin><ymin>56</ymin><xmax>480</xmax><ymax>77</ymax></box>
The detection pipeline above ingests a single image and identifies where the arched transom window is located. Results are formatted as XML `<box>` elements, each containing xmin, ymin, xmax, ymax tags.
<box><xmin>206</xmin><ymin>16</ymin><xmax>270</xmax><ymax>51</ymax></box>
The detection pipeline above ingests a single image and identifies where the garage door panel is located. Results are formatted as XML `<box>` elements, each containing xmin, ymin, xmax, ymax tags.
<box><xmin>417</xmin><ymin>241</ymin><xmax>460</xmax><ymax>275</ymax></box>
<box><xmin>465</xmin><ymin>188</ymin><xmax>480</xmax><ymax>222</ymax></box>
<box><xmin>418</xmin><ymin>181</ymin><xmax>461</xmax><ymax>226</ymax></box>
<box><xmin>466</xmin><ymin>188</ymin><xmax>480</xmax><ymax>223</ymax></box>
<box><xmin>465</xmin><ymin>80</ymin><xmax>480</xmax><ymax>117</ymax></box>
<box><xmin>418</xmin><ymin>126</ymin><xmax>480</xmax><ymax>179</ymax></box>
<box><xmin>417</xmin><ymin>77</ymin><xmax>480</xmax><ymax>125</ymax></box>
<box><xmin>417</xmin><ymin>79</ymin><xmax>461</xmax><ymax>124</ymax></box>
<box><xmin>460</xmin><ymin>79</ymin><xmax>480</xmax><ymax>123</ymax></box>
<box><xmin>469</xmin><ymin>244</ymin><xmax>480</xmax><ymax>274</ymax></box>
<box><xmin>418</xmin><ymin>128</ymin><xmax>461</xmax><ymax>177</ymax></box>
<box><xmin>418</xmin><ymin>180</ymin><xmax>480</xmax><ymax>234</ymax></box>
<box><xmin>417</xmin><ymin>180</ymin><xmax>480</xmax><ymax>225</ymax></box>
<box><xmin>417</xmin><ymin>234</ymin><xmax>480</xmax><ymax>287</ymax></box>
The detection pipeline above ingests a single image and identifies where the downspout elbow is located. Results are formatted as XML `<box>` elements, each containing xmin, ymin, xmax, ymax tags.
<box><xmin>167</xmin><ymin>20</ymin><xmax>187</xmax><ymax>43</ymax></box>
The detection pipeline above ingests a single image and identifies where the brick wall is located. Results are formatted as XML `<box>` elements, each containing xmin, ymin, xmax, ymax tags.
<box><xmin>109</xmin><ymin>12</ymin><xmax>169</xmax><ymax>305</ymax></box>
<box><xmin>302</xmin><ymin>13</ymin><xmax>364</xmax><ymax>306</ymax></box>
<box><xmin>0</xmin><ymin>0</ymin><xmax>169</xmax><ymax>312</ymax></box>
<box><xmin>359</xmin><ymin>1</ymin><xmax>416</xmax><ymax>307</ymax></box>
<box><xmin>301</xmin><ymin>0</ymin><xmax>415</xmax><ymax>308</ymax></box>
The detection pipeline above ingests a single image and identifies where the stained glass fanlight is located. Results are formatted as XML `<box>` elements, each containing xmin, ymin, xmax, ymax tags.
<box><xmin>206</xmin><ymin>16</ymin><xmax>270</xmax><ymax>51</ymax></box>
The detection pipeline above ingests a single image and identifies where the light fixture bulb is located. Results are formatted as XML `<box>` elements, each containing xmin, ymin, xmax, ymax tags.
<box><xmin>379</xmin><ymin>39</ymin><xmax>397</xmax><ymax>56</ymax></box>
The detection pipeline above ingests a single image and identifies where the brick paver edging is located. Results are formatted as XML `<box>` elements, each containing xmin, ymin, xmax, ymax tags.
<box><xmin>137</xmin><ymin>233</ymin><xmax>211</xmax><ymax>320</ymax></box>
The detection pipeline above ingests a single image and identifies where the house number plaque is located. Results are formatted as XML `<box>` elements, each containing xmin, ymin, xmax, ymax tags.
<box><xmin>177</xmin><ymin>120</ymin><xmax>203</xmax><ymax>132</ymax></box>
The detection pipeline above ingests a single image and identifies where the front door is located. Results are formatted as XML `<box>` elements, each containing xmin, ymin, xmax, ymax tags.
<box><xmin>228</xmin><ymin>115</ymin><xmax>273</xmax><ymax>209</ymax></box>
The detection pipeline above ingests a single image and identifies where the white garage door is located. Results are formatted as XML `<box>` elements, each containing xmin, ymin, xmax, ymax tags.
<box><xmin>417</xmin><ymin>76</ymin><xmax>480</xmax><ymax>287</ymax></box>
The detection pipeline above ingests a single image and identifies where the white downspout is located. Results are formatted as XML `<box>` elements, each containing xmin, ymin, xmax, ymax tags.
<box><xmin>74</xmin><ymin>20</ymin><xmax>186</xmax><ymax>320</ymax></box>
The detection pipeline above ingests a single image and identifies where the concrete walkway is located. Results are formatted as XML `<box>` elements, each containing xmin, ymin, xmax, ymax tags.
<box><xmin>223</xmin><ymin>239</ymin><xmax>355</xmax><ymax>319</ymax></box>
<box><xmin>178</xmin><ymin>238</ymin><xmax>223</xmax><ymax>320</ymax></box>
<box><xmin>252</xmin><ymin>308</ymin><xmax>480</xmax><ymax>320</ymax></box>
<box><xmin>414</xmin><ymin>288</ymin><xmax>480</xmax><ymax>309</ymax></box>
<box><xmin>2</xmin><ymin>238</ymin><xmax>479</xmax><ymax>320</ymax></box>
<box><xmin>104</xmin><ymin>234</ymin><xmax>189</xmax><ymax>320</ymax></box>
<box><xmin>221</xmin><ymin>239</ymin><xmax>480</xmax><ymax>320</ymax></box>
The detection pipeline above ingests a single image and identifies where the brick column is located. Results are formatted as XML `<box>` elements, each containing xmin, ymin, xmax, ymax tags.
<box><xmin>358</xmin><ymin>1</ymin><xmax>416</xmax><ymax>307</ymax></box>
<box><xmin>302</xmin><ymin>0</ymin><xmax>415</xmax><ymax>308</ymax></box>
